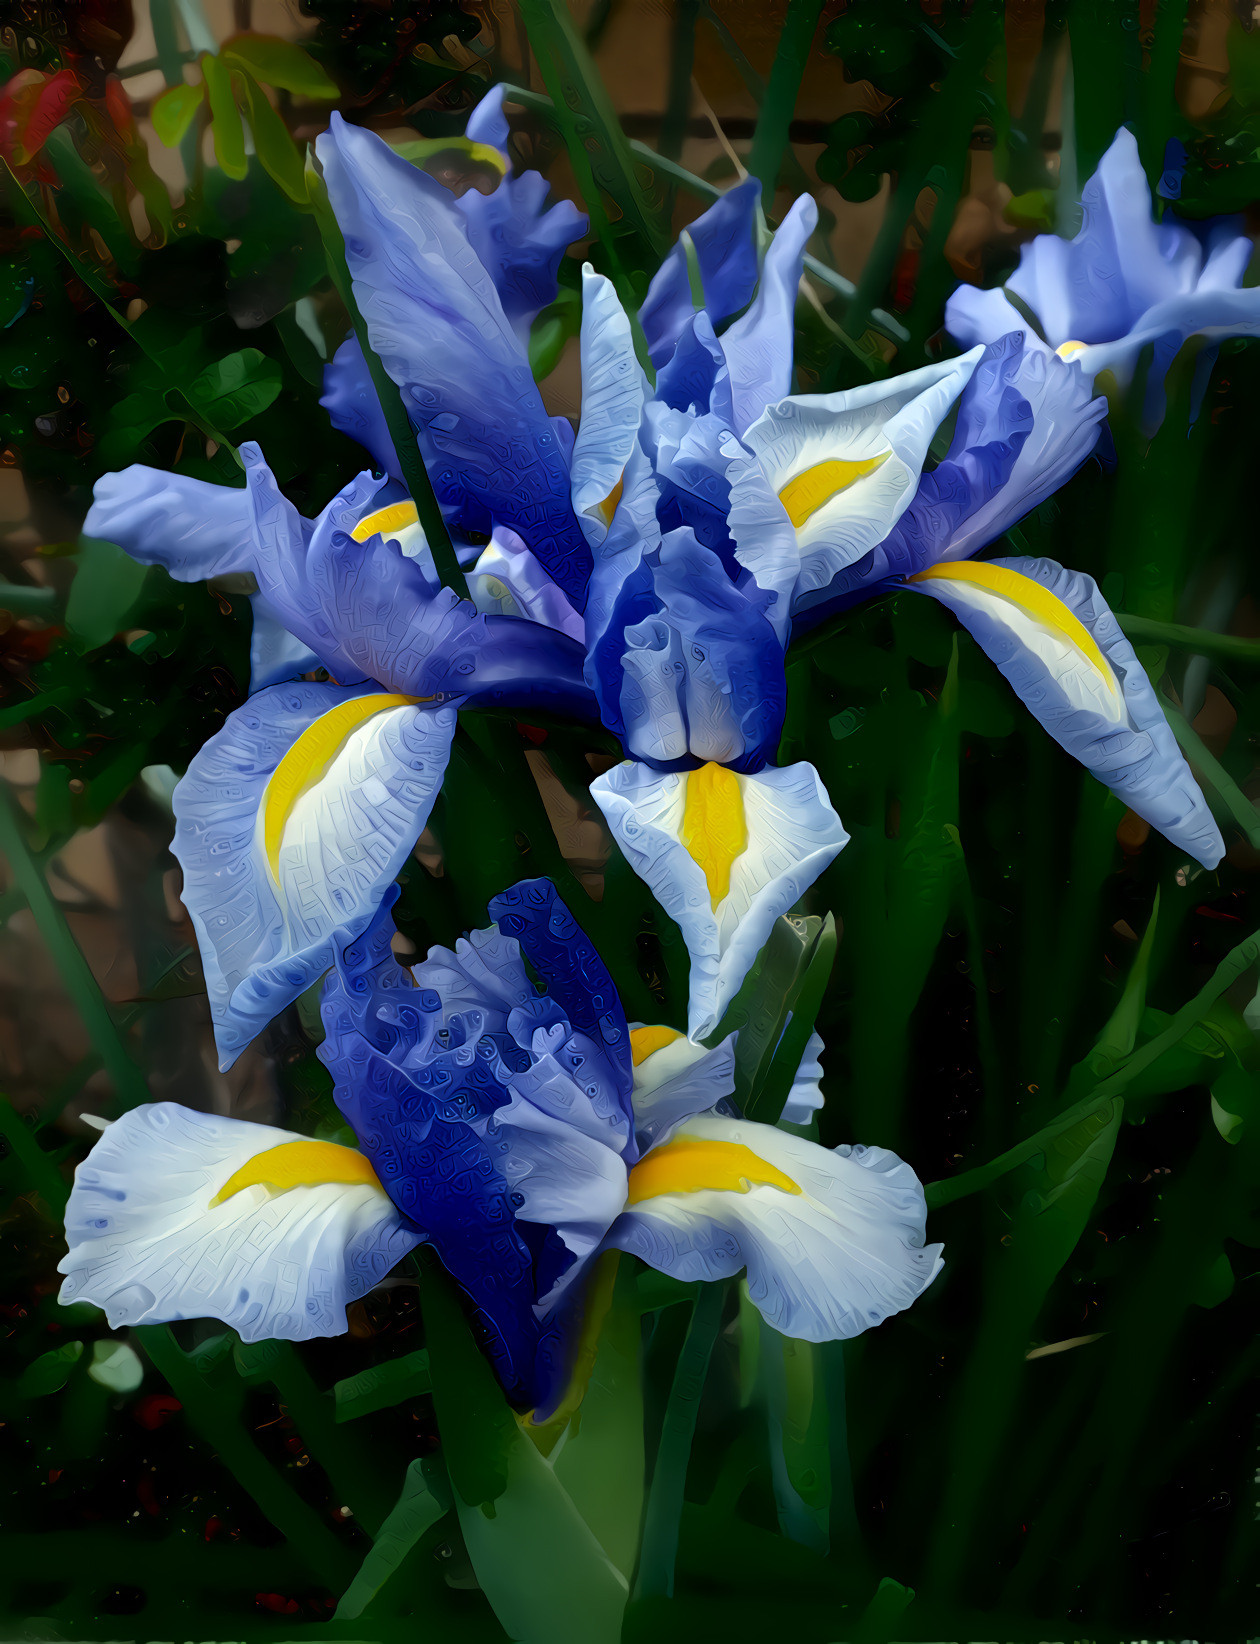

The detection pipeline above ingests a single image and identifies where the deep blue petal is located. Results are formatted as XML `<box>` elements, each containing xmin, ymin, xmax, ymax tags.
<box><xmin>639</xmin><ymin>176</ymin><xmax>762</xmax><ymax>369</ymax></box>
<box><xmin>317</xmin><ymin>114</ymin><xmax>592</xmax><ymax>608</ymax></box>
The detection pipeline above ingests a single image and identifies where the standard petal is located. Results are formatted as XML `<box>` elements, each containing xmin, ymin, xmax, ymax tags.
<box><xmin>319</xmin><ymin>334</ymin><xmax>404</xmax><ymax>480</ymax></box>
<box><xmin>455</xmin><ymin>86</ymin><xmax>588</xmax><ymax>339</ymax></box>
<box><xmin>570</xmin><ymin>267</ymin><xmax>647</xmax><ymax>544</ymax></box>
<box><xmin>719</xmin><ymin>192</ymin><xmax>818</xmax><ymax>436</ymax></box>
<box><xmin>909</xmin><ymin>555</ymin><xmax>1224</xmax><ymax>867</ymax></box>
<box><xmin>638</xmin><ymin>176</ymin><xmax>762</xmax><ymax>370</ymax></box>
<box><xmin>733</xmin><ymin>351</ymin><xmax>984</xmax><ymax>630</ymax></box>
<box><xmin>316</xmin><ymin>113</ymin><xmax>592</xmax><ymax>606</ymax></box>
<box><xmin>248</xmin><ymin>596</ymin><xmax>322</xmax><ymax>693</ymax></box>
<box><xmin>628</xmin><ymin>1028</ymin><xmax>736</xmax><ymax>1156</ymax></box>
<box><xmin>590</xmin><ymin>760</ymin><xmax>848</xmax><ymax>1039</ymax></box>
<box><xmin>58</xmin><ymin>1103</ymin><xmax>421</xmax><ymax>1340</ymax></box>
<box><xmin>173</xmin><ymin>679</ymin><xmax>456</xmax><ymax>1067</ymax></box>
<box><xmin>605</xmin><ymin>1112</ymin><xmax>943</xmax><ymax>1341</ymax></box>
<box><xmin>468</xmin><ymin>527</ymin><xmax>585</xmax><ymax>644</ymax></box>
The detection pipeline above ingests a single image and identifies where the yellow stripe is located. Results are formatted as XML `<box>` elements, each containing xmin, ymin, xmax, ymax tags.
<box><xmin>630</xmin><ymin>1025</ymin><xmax>683</xmax><ymax>1066</ymax></box>
<box><xmin>626</xmin><ymin>1137</ymin><xmax>800</xmax><ymax>1206</ymax></box>
<box><xmin>681</xmin><ymin>763</ymin><xmax>747</xmax><ymax>911</ymax></box>
<box><xmin>1055</xmin><ymin>339</ymin><xmax>1086</xmax><ymax>359</ymax></box>
<box><xmin>350</xmin><ymin>500</ymin><xmax>420</xmax><ymax>543</ymax></box>
<box><xmin>210</xmin><ymin>1139</ymin><xmax>386</xmax><ymax>1206</ymax></box>
<box><xmin>909</xmin><ymin>561</ymin><xmax>1118</xmax><ymax>697</ymax></box>
<box><xmin>263</xmin><ymin>693</ymin><xmax>418</xmax><ymax>879</ymax></box>
<box><xmin>598</xmin><ymin>474</ymin><xmax>624</xmax><ymax>526</ymax></box>
<box><xmin>778</xmin><ymin>452</ymin><xmax>889</xmax><ymax>529</ymax></box>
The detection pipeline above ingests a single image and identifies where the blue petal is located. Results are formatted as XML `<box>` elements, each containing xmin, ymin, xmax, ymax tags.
<box><xmin>320</xmin><ymin>335</ymin><xmax>404</xmax><ymax>480</ymax></box>
<box><xmin>455</xmin><ymin>89</ymin><xmax>588</xmax><ymax>339</ymax></box>
<box><xmin>911</xmin><ymin>555</ymin><xmax>1224</xmax><ymax>867</ymax></box>
<box><xmin>488</xmin><ymin>878</ymin><xmax>633</xmax><ymax>1107</ymax></box>
<box><xmin>248</xmin><ymin>595</ymin><xmax>321</xmax><ymax>692</ymax></box>
<box><xmin>570</xmin><ymin>267</ymin><xmax>647</xmax><ymax>540</ymax></box>
<box><xmin>316</xmin><ymin>114</ymin><xmax>592</xmax><ymax>607</ymax></box>
<box><xmin>173</xmin><ymin>680</ymin><xmax>456</xmax><ymax>1067</ymax></box>
<box><xmin>639</xmin><ymin>176</ymin><xmax>762</xmax><ymax>369</ymax></box>
<box><xmin>719</xmin><ymin>192</ymin><xmax>818</xmax><ymax>436</ymax></box>
<box><xmin>85</xmin><ymin>464</ymin><xmax>253</xmax><ymax>582</ymax></box>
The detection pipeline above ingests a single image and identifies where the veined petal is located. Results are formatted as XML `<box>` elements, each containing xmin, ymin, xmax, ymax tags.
<box><xmin>316</xmin><ymin>113</ymin><xmax>592</xmax><ymax>607</ymax></box>
<box><xmin>570</xmin><ymin>267</ymin><xmax>647</xmax><ymax>544</ymax></box>
<box><xmin>590</xmin><ymin>760</ymin><xmax>848</xmax><ymax>1039</ymax></box>
<box><xmin>719</xmin><ymin>192</ymin><xmax>818</xmax><ymax>436</ymax></box>
<box><xmin>174</xmin><ymin>680</ymin><xmax>456</xmax><ymax>1067</ymax></box>
<box><xmin>58</xmin><ymin>1103</ymin><xmax>420</xmax><ymax>1340</ymax></box>
<box><xmin>735</xmin><ymin>351</ymin><xmax>984</xmax><ymax>629</ymax></box>
<box><xmin>639</xmin><ymin>176</ymin><xmax>762</xmax><ymax>370</ymax></box>
<box><xmin>909</xmin><ymin>555</ymin><xmax>1223</xmax><ymax>867</ymax></box>
<box><xmin>605</xmin><ymin>1112</ymin><xmax>943</xmax><ymax>1341</ymax></box>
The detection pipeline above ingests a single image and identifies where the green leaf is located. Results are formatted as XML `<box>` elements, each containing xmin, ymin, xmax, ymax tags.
<box><xmin>237</xmin><ymin>69</ymin><xmax>307</xmax><ymax>203</ymax></box>
<box><xmin>333</xmin><ymin>1349</ymin><xmax>432</xmax><ymax>1422</ymax></box>
<box><xmin>151</xmin><ymin>80</ymin><xmax>205</xmax><ymax>147</ymax></box>
<box><xmin>66</xmin><ymin>535</ymin><xmax>151</xmax><ymax>648</ymax></box>
<box><xmin>202</xmin><ymin>54</ymin><xmax>247</xmax><ymax>181</ymax></box>
<box><xmin>334</xmin><ymin>1457</ymin><xmax>453</xmax><ymax>1621</ymax></box>
<box><xmin>187</xmin><ymin>347</ymin><xmax>282</xmax><ymax>429</ymax></box>
<box><xmin>19</xmin><ymin>1340</ymin><xmax>84</xmax><ymax>1399</ymax></box>
<box><xmin>222</xmin><ymin>32</ymin><xmax>339</xmax><ymax>98</ymax></box>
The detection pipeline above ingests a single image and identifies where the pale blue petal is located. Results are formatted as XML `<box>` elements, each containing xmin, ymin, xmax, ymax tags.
<box><xmin>911</xmin><ymin>555</ymin><xmax>1224</xmax><ymax>867</ymax></box>
<box><xmin>319</xmin><ymin>335</ymin><xmax>403</xmax><ymax>480</ymax></box>
<box><xmin>606</xmin><ymin>1113</ymin><xmax>943</xmax><ymax>1341</ymax></box>
<box><xmin>590</xmin><ymin>760</ymin><xmax>848</xmax><ymax>1039</ymax></box>
<box><xmin>781</xmin><ymin>1029</ymin><xmax>825</xmax><ymax>1125</ymax></box>
<box><xmin>248</xmin><ymin>596</ymin><xmax>322</xmax><ymax>693</ymax></box>
<box><xmin>570</xmin><ymin>266</ymin><xmax>647</xmax><ymax>541</ymax></box>
<box><xmin>85</xmin><ymin>464</ymin><xmax>254</xmax><ymax>582</ymax></box>
<box><xmin>719</xmin><ymin>192</ymin><xmax>818</xmax><ymax>436</ymax></box>
<box><xmin>628</xmin><ymin>1033</ymin><xmax>736</xmax><ymax>1156</ymax></box>
<box><xmin>173</xmin><ymin>681</ymin><xmax>457</xmax><ymax>1067</ymax></box>
<box><xmin>468</xmin><ymin>527</ymin><xmax>586</xmax><ymax>643</ymax></box>
<box><xmin>58</xmin><ymin>1103</ymin><xmax>421</xmax><ymax>1340</ymax></box>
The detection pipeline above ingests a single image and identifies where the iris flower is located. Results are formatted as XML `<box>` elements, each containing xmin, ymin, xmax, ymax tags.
<box><xmin>946</xmin><ymin>127</ymin><xmax>1260</xmax><ymax>430</ymax></box>
<box><xmin>60</xmin><ymin>880</ymin><xmax>942</xmax><ymax>1410</ymax></box>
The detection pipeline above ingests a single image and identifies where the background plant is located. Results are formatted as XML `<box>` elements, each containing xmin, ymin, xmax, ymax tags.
<box><xmin>0</xmin><ymin>0</ymin><xmax>1257</xmax><ymax>1639</ymax></box>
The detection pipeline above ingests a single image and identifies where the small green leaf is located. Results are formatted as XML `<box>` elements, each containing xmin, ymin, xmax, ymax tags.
<box><xmin>151</xmin><ymin>79</ymin><xmax>205</xmax><ymax>147</ymax></box>
<box><xmin>202</xmin><ymin>54</ymin><xmax>247</xmax><ymax>181</ymax></box>
<box><xmin>187</xmin><ymin>347</ymin><xmax>282</xmax><ymax>429</ymax></box>
<box><xmin>333</xmin><ymin>1349</ymin><xmax>432</xmax><ymax>1422</ymax></box>
<box><xmin>19</xmin><ymin>1340</ymin><xmax>84</xmax><ymax>1399</ymax></box>
<box><xmin>237</xmin><ymin>69</ymin><xmax>307</xmax><ymax>203</ymax></box>
<box><xmin>222</xmin><ymin>32</ymin><xmax>339</xmax><ymax>98</ymax></box>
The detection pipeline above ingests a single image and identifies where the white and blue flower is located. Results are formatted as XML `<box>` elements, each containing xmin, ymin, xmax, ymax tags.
<box><xmin>60</xmin><ymin>880</ymin><xmax>942</xmax><ymax>1411</ymax></box>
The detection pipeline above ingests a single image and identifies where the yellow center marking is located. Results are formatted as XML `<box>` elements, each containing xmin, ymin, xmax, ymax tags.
<box><xmin>597</xmin><ymin>474</ymin><xmax>625</xmax><ymax>526</ymax></box>
<box><xmin>909</xmin><ymin>561</ymin><xmax>1118</xmax><ymax>697</ymax></box>
<box><xmin>211</xmin><ymin>1139</ymin><xmax>386</xmax><ymax>1206</ymax></box>
<box><xmin>778</xmin><ymin>452</ymin><xmax>889</xmax><ymax>529</ymax></box>
<box><xmin>681</xmin><ymin>763</ymin><xmax>748</xmax><ymax>910</ymax></box>
<box><xmin>1055</xmin><ymin>339</ymin><xmax>1087</xmax><ymax>359</ymax></box>
<box><xmin>630</xmin><ymin>1025</ymin><xmax>683</xmax><ymax>1066</ymax></box>
<box><xmin>626</xmin><ymin>1137</ymin><xmax>801</xmax><ymax>1206</ymax></box>
<box><xmin>351</xmin><ymin>500</ymin><xmax>420</xmax><ymax>543</ymax></box>
<box><xmin>263</xmin><ymin>693</ymin><xmax>418</xmax><ymax>878</ymax></box>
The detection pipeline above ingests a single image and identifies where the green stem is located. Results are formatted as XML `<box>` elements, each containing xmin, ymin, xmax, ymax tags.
<box><xmin>0</xmin><ymin>583</ymin><xmax>59</xmax><ymax>619</ymax></box>
<box><xmin>1159</xmin><ymin>691</ymin><xmax>1260</xmax><ymax>849</ymax></box>
<box><xmin>747</xmin><ymin>0</ymin><xmax>823</xmax><ymax>199</ymax></box>
<box><xmin>0</xmin><ymin>788</ymin><xmax>148</xmax><ymax>1110</ymax></box>
<box><xmin>1118</xmin><ymin>612</ymin><xmax>1260</xmax><ymax>666</ymax></box>
<box><xmin>634</xmin><ymin>1279</ymin><xmax>727</xmax><ymax>1599</ymax></box>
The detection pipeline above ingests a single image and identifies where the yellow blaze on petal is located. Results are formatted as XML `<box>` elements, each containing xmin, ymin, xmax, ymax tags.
<box><xmin>597</xmin><ymin>474</ymin><xmax>625</xmax><ymax>527</ymax></box>
<box><xmin>681</xmin><ymin>763</ymin><xmax>748</xmax><ymax>911</ymax></box>
<box><xmin>778</xmin><ymin>451</ymin><xmax>890</xmax><ymax>529</ymax></box>
<box><xmin>350</xmin><ymin>500</ymin><xmax>420</xmax><ymax>543</ymax></box>
<box><xmin>263</xmin><ymin>694</ymin><xmax>419</xmax><ymax>879</ymax></box>
<box><xmin>630</xmin><ymin>1024</ymin><xmax>683</xmax><ymax>1066</ymax></box>
<box><xmin>909</xmin><ymin>560</ymin><xmax>1118</xmax><ymax>698</ymax></box>
<box><xmin>1055</xmin><ymin>340</ymin><xmax>1087</xmax><ymax>360</ymax></box>
<box><xmin>626</xmin><ymin>1137</ymin><xmax>801</xmax><ymax>1207</ymax></box>
<box><xmin>210</xmin><ymin>1139</ymin><xmax>386</xmax><ymax>1207</ymax></box>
